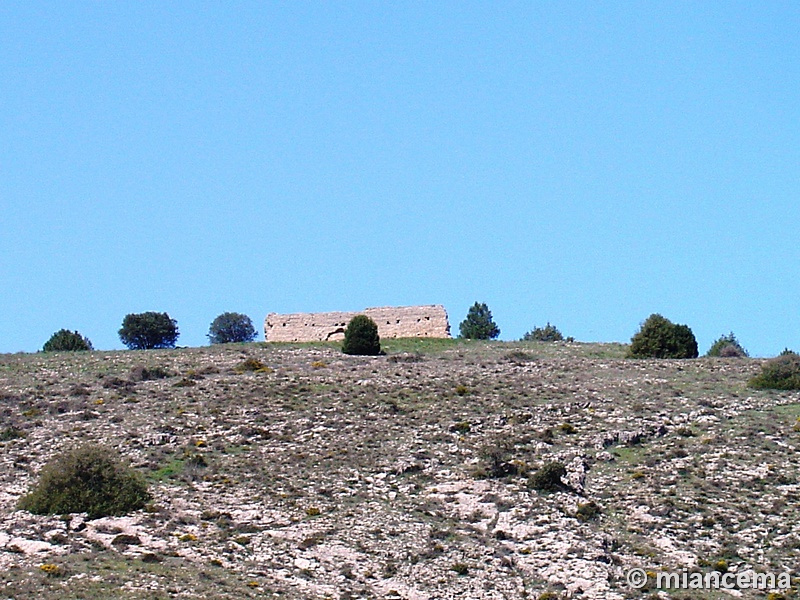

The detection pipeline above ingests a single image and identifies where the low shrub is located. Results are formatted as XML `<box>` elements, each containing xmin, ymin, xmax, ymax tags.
<box><xmin>39</xmin><ymin>563</ymin><xmax>66</xmax><ymax>578</ymax></box>
<box><xmin>575</xmin><ymin>500</ymin><xmax>602</xmax><ymax>522</ymax></box>
<box><xmin>450</xmin><ymin>421</ymin><xmax>471</xmax><ymax>434</ymax></box>
<box><xmin>235</xmin><ymin>357</ymin><xmax>271</xmax><ymax>373</ymax></box>
<box><xmin>388</xmin><ymin>352</ymin><xmax>423</xmax><ymax>363</ymax></box>
<box><xmin>522</xmin><ymin>323</ymin><xmax>564</xmax><ymax>342</ymax></box>
<box><xmin>129</xmin><ymin>365</ymin><xmax>172</xmax><ymax>381</ymax></box>
<box><xmin>42</xmin><ymin>329</ymin><xmax>93</xmax><ymax>352</ymax></box>
<box><xmin>538</xmin><ymin>428</ymin><xmax>555</xmax><ymax>444</ymax></box>
<box><xmin>504</xmin><ymin>350</ymin><xmax>535</xmax><ymax>363</ymax></box>
<box><xmin>749</xmin><ymin>352</ymin><xmax>800</xmax><ymax>390</ymax></box>
<box><xmin>18</xmin><ymin>444</ymin><xmax>150</xmax><ymax>519</ymax></box>
<box><xmin>0</xmin><ymin>426</ymin><xmax>25</xmax><ymax>441</ymax></box>
<box><xmin>529</xmin><ymin>461</ymin><xmax>567</xmax><ymax>491</ymax></box>
<box><xmin>476</xmin><ymin>440</ymin><xmax>520</xmax><ymax>479</ymax></box>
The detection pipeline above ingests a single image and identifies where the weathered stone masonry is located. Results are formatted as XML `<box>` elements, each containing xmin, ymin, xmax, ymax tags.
<box><xmin>264</xmin><ymin>305</ymin><xmax>451</xmax><ymax>342</ymax></box>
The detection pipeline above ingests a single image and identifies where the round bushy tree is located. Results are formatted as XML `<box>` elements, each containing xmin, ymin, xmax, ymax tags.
<box><xmin>42</xmin><ymin>329</ymin><xmax>93</xmax><ymax>352</ymax></box>
<box><xmin>17</xmin><ymin>444</ymin><xmax>151</xmax><ymax>520</ymax></box>
<box><xmin>342</xmin><ymin>315</ymin><xmax>381</xmax><ymax>356</ymax></box>
<box><xmin>208</xmin><ymin>312</ymin><xmax>257</xmax><ymax>344</ymax></box>
<box><xmin>119</xmin><ymin>312</ymin><xmax>179</xmax><ymax>350</ymax></box>
<box><xmin>627</xmin><ymin>314</ymin><xmax>698</xmax><ymax>359</ymax></box>
<box><xmin>522</xmin><ymin>322</ymin><xmax>564</xmax><ymax>342</ymax></box>
<box><xmin>459</xmin><ymin>302</ymin><xmax>500</xmax><ymax>340</ymax></box>
<box><xmin>706</xmin><ymin>332</ymin><xmax>748</xmax><ymax>358</ymax></box>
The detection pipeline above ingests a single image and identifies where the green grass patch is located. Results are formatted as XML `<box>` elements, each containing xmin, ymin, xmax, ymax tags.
<box><xmin>381</xmin><ymin>337</ymin><xmax>463</xmax><ymax>354</ymax></box>
<box><xmin>772</xmin><ymin>403</ymin><xmax>800</xmax><ymax>418</ymax></box>
<box><xmin>611</xmin><ymin>446</ymin><xmax>647</xmax><ymax>464</ymax></box>
<box><xmin>149</xmin><ymin>458</ymin><xmax>187</xmax><ymax>482</ymax></box>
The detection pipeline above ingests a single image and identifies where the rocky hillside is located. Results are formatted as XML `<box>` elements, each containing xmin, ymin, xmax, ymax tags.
<box><xmin>0</xmin><ymin>340</ymin><xmax>798</xmax><ymax>599</ymax></box>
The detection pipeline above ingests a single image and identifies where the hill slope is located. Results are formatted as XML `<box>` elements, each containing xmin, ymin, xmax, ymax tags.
<box><xmin>0</xmin><ymin>341</ymin><xmax>798</xmax><ymax>599</ymax></box>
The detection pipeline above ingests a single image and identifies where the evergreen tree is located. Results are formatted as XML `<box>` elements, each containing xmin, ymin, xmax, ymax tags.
<box><xmin>627</xmin><ymin>314</ymin><xmax>698</xmax><ymax>359</ymax></box>
<box><xmin>459</xmin><ymin>302</ymin><xmax>500</xmax><ymax>340</ymax></box>
<box><xmin>706</xmin><ymin>332</ymin><xmax>748</xmax><ymax>357</ymax></box>
<box><xmin>342</xmin><ymin>315</ymin><xmax>382</xmax><ymax>355</ymax></box>
<box><xmin>42</xmin><ymin>329</ymin><xmax>93</xmax><ymax>352</ymax></box>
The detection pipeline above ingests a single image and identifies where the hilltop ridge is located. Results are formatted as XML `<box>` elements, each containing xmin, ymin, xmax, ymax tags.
<box><xmin>0</xmin><ymin>340</ymin><xmax>797</xmax><ymax>599</ymax></box>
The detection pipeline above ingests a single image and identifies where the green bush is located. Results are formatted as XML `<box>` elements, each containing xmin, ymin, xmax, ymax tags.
<box><xmin>459</xmin><ymin>302</ymin><xmax>500</xmax><ymax>340</ymax></box>
<box><xmin>119</xmin><ymin>312</ymin><xmax>179</xmax><ymax>350</ymax></box>
<box><xmin>749</xmin><ymin>352</ymin><xmax>800</xmax><ymax>390</ymax></box>
<box><xmin>42</xmin><ymin>329</ymin><xmax>93</xmax><ymax>352</ymax></box>
<box><xmin>129</xmin><ymin>365</ymin><xmax>172</xmax><ymax>381</ymax></box>
<box><xmin>342</xmin><ymin>315</ymin><xmax>382</xmax><ymax>356</ymax></box>
<box><xmin>627</xmin><ymin>314</ymin><xmax>698</xmax><ymax>359</ymax></box>
<box><xmin>0</xmin><ymin>426</ymin><xmax>25</xmax><ymax>441</ymax></box>
<box><xmin>522</xmin><ymin>323</ymin><xmax>564</xmax><ymax>342</ymax></box>
<box><xmin>529</xmin><ymin>461</ymin><xmax>567</xmax><ymax>491</ymax></box>
<box><xmin>706</xmin><ymin>332</ymin><xmax>748</xmax><ymax>358</ymax></box>
<box><xmin>18</xmin><ymin>445</ymin><xmax>150</xmax><ymax>519</ymax></box>
<box><xmin>235</xmin><ymin>357</ymin><xmax>271</xmax><ymax>373</ymax></box>
<box><xmin>208</xmin><ymin>312</ymin><xmax>257</xmax><ymax>344</ymax></box>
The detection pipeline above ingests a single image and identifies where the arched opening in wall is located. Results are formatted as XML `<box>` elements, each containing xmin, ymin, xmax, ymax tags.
<box><xmin>326</xmin><ymin>328</ymin><xmax>345</xmax><ymax>341</ymax></box>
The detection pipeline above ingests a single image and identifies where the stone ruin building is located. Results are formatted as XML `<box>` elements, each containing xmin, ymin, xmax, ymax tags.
<box><xmin>264</xmin><ymin>305</ymin><xmax>451</xmax><ymax>342</ymax></box>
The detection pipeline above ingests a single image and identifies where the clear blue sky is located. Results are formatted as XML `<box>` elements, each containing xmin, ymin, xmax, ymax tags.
<box><xmin>2</xmin><ymin>2</ymin><xmax>798</xmax><ymax>357</ymax></box>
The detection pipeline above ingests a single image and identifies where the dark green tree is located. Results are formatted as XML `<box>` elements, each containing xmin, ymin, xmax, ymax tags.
<box><xmin>17</xmin><ymin>444</ymin><xmax>151</xmax><ymax>520</ymax></box>
<box><xmin>342</xmin><ymin>315</ymin><xmax>381</xmax><ymax>356</ymax></box>
<box><xmin>522</xmin><ymin>322</ymin><xmax>564</xmax><ymax>342</ymax></box>
<box><xmin>706</xmin><ymin>332</ymin><xmax>748</xmax><ymax>357</ymax></box>
<box><xmin>459</xmin><ymin>302</ymin><xmax>500</xmax><ymax>340</ymax></box>
<box><xmin>42</xmin><ymin>329</ymin><xmax>93</xmax><ymax>352</ymax></box>
<box><xmin>118</xmin><ymin>312</ymin><xmax>179</xmax><ymax>350</ymax></box>
<box><xmin>208</xmin><ymin>312</ymin><xmax>257</xmax><ymax>344</ymax></box>
<box><xmin>627</xmin><ymin>314</ymin><xmax>698</xmax><ymax>359</ymax></box>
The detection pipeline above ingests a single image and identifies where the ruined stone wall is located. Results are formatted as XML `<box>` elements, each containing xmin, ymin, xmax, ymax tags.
<box><xmin>264</xmin><ymin>305</ymin><xmax>451</xmax><ymax>342</ymax></box>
